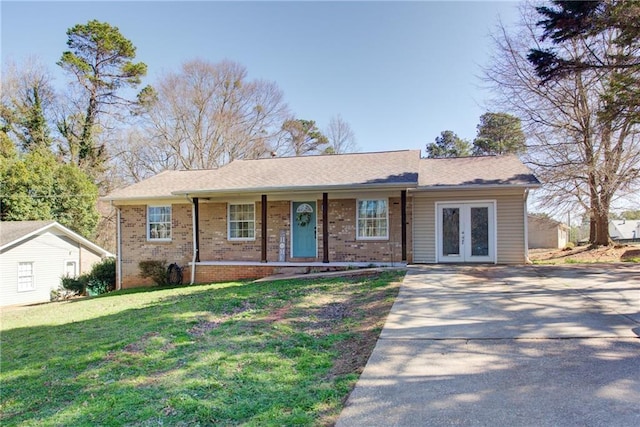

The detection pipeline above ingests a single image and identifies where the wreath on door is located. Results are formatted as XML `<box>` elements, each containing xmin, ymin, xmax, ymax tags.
<box><xmin>296</xmin><ymin>212</ymin><xmax>312</xmax><ymax>227</ymax></box>
<box><xmin>295</xmin><ymin>203</ymin><xmax>314</xmax><ymax>227</ymax></box>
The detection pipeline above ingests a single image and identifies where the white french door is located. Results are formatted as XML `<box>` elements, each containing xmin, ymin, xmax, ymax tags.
<box><xmin>437</xmin><ymin>202</ymin><xmax>495</xmax><ymax>263</ymax></box>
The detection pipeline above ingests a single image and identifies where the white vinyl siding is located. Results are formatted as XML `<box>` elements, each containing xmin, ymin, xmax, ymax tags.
<box><xmin>1</xmin><ymin>231</ymin><xmax>103</xmax><ymax>307</ymax></box>
<box><xmin>148</xmin><ymin>206</ymin><xmax>172</xmax><ymax>241</ymax></box>
<box><xmin>357</xmin><ymin>199</ymin><xmax>389</xmax><ymax>240</ymax></box>
<box><xmin>17</xmin><ymin>262</ymin><xmax>35</xmax><ymax>292</ymax></box>
<box><xmin>228</xmin><ymin>203</ymin><xmax>255</xmax><ymax>240</ymax></box>
<box><xmin>413</xmin><ymin>189</ymin><xmax>527</xmax><ymax>264</ymax></box>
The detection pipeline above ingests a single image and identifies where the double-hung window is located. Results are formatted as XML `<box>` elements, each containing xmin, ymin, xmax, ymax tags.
<box><xmin>148</xmin><ymin>206</ymin><xmax>172</xmax><ymax>241</ymax></box>
<box><xmin>228</xmin><ymin>203</ymin><xmax>255</xmax><ymax>240</ymax></box>
<box><xmin>357</xmin><ymin>199</ymin><xmax>389</xmax><ymax>239</ymax></box>
<box><xmin>17</xmin><ymin>262</ymin><xmax>35</xmax><ymax>292</ymax></box>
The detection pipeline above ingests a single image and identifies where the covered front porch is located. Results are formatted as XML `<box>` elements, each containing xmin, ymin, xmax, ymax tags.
<box><xmin>184</xmin><ymin>189</ymin><xmax>410</xmax><ymax>283</ymax></box>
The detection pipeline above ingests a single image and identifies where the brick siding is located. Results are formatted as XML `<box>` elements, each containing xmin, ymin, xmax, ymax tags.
<box><xmin>118</xmin><ymin>195</ymin><xmax>410</xmax><ymax>288</ymax></box>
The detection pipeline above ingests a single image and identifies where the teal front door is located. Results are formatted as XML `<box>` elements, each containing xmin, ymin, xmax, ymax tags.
<box><xmin>292</xmin><ymin>201</ymin><xmax>317</xmax><ymax>258</ymax></box>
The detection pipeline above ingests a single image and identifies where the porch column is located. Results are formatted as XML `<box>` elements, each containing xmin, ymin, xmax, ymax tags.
<box><xmin>401</xmin><ymin>190</ymin><xmax>407</xmax><ymax>262</ymax></box>
<box><xmin>261</xmin><ymin>194</ymin><xmax>267</xmax><ymax>263</ymax></box>
<box><xmin>323</xmin><ymin>192</ymin><xmax>329</xmax><ymax>263</ymax></box>
<box><xmin>193</xmin><ymin>197</ymin><xmax>200</xmax><ymax>262</ymax></box>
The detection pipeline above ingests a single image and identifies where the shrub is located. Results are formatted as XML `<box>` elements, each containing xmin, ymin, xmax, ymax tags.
<box><xmin>86</xmin><ymin>258</ymin><xmax>116</xmax><ymax>295</ymax></box>
<box><xmin>61</xmin><ymin>275</ymin><xmax>88</xmax><ymax>294</ymax></box>
<box><xmin>60</xmin><ymin>257</ymin><xmax>116</xmax><ymax>296</ymax></box>
<box><xmin>562</xmin><ymin>242</ymin><xmax>575</xmax><ymax>251</ymax></box>
<box><xmin>139</xmin><ymin>260</ymin><xmax>168</xmax><ymax>285</ymax></box>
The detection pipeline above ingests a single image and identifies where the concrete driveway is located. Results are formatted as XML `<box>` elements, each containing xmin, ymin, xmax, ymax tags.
<box><xmin>337</xmin><ymin>264</ymin><xmax>640</xmax><ymax>427</ymax></box>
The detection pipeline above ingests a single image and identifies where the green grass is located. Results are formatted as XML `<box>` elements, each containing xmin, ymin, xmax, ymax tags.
<box><xmin>0</xmin><ymin>271</ymin><xmax>404</xmax><ymax>426</ymax></box>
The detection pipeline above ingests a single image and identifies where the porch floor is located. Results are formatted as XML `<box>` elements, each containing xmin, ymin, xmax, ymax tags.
<box><xmin>190</xmin><ymin>261</ymin><xmax>407</xmax><ymax>268</ymax></box>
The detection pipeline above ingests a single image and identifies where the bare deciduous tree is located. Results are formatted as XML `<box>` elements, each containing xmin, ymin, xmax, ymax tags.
<box><xmin>324</xmin><ymin>114</ymin><xmax>358</xmax><ymax>154</ymax></box>
<box><xmin>483</xmin><ymin>4</ymin><xmax>640</xmax><ymax>245</ymax></box>
<box><xmin>136</xmin><ymin>59</ymin><xmax>290</xmax><ymax>171</ymax></box>
<box><xmin>1</xmin><ymin>57</ymin><xmax>56</xmax><ymax>151</ymax></box>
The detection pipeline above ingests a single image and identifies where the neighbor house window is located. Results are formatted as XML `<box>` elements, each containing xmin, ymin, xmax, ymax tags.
<box><xmin>357</xmin><ymin>199</ymin><xmax>389</xmax><ymax>239</ymax></box>
<box><xmin>148</xmin><ymin>206</ymin><xmax>172</xmax><ymax>241</ymax></box>
<box><xmin>228</xmin><ymin>203</ymin><xmax>255</xmax><ymax>240</ymax></box>
<box><xmin>65</xmin><ymin>261</ymin><xmax>78</xmax><ymax>278</ymax></box>
<box><xmin>17</xmin><ymin>262</ymin><xmax>35</xmax><ymax>292</ymax></box>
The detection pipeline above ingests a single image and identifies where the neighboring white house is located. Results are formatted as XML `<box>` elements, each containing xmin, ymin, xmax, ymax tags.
<box><xmin>0</xmin><ymin>221</ymin><xmax>113</xmax><ymax>307</ymax></box>
<box><xmin>527</xmin><ymin>214</ymin><xmax>569</xmax><ymax>249</ymax></box>
<box><xmin>609</xmin><ymin>219</ymin><xmax>640</xmax><ymax>241</ymax></box>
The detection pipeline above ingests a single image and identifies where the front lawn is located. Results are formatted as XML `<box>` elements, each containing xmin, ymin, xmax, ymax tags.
<box><xmin>0</xmin><ymin>270</ymin><xmax>404</xmax><ymax>426</ymax></box>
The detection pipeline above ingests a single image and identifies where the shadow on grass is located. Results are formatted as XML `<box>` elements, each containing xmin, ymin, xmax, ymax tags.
<box><xmin>1</xmin><ymin>272</ymin><xmax>403</xmax><ymax>426</ymax></box>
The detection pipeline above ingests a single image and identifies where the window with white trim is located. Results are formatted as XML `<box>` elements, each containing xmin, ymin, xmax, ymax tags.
<box><xmin>357</xmin><ymin>199</ymin><xmax>389</xmax><ymax>239</ymax></box>
<box><xmin>228</xmin><ymin>203</ymin><xmax>255</xmax><ymax>240</ymax></box>
<box><xmin>148</xmin><ymin>206</ymin><xmax>172</xmax><ymax>241</ymax></box>
<box><xmin>65</xmin><ymin>261</ymin><xmax>78</xmax><ymax>278</ymax></box>
<box><xmin>17</xmin><ymin>262</ymin><xmax>35</xmax><ymax>292</ymax></box>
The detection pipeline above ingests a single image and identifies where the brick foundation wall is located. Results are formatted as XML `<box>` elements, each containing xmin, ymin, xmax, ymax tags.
<box><xmin>194</xmin><ymin>265</ymin><xmax>278</xmax><ymax>283</ymax></box>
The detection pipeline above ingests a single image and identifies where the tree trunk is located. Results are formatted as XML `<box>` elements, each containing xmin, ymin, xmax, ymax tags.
<box><xmin>80</xmin><ymin>95</ymin><xmax>97</xmax><ymax>165</ymax></box>
<box><xmin>589</xmin><ymin>172</ymin><xmax>598</xmax><ymax>243</ymax></box>
<box><xmin>594</xmin><ymin>211</ymin><xmax>611</xmax><ymax>246</ymax></box>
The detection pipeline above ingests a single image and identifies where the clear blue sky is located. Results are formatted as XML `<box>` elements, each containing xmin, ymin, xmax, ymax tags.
<box><xmin>1</xmin><ymin>1</ymin><xmax>520</xmax><ymax>154</ymax></box>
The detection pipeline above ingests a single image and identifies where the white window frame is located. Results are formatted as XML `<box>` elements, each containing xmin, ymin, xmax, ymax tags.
<box><xmin>65</xmin><ymin>260</ymin><xmax>78</xmax><ymax>278</ymax></box>
<box><xmin>356</xmin><ymin>199</ymin><xmax>389</xmax><ymax>240</ymax></box>
<box><xmin>228</xmin><ymin>203</ymin><xmax>256</xmax><ymax>241</ymax></box>
<box><xmin>17</xmin><ymin>262</ymin><xmax>35</xmax><ymax>292</ymax></box>
<box><xmin>147</xmin><ymin>205</ymin><xmax>172</xmax><ymax>241</ymax></box>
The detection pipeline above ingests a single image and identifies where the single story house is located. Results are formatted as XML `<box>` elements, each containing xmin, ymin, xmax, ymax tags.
<box><xmin>527</xmin><ymin>214</ymin><xmax>569</xmax><ymax>249</ymax></box>
<box><xmin>104</xmin><ymin>150</ymin><xmax>540</xmax><ymax>288</ymax></box>
<box><xmin>609</xmin><ymin>219</ymin><xmax>640</xmax><ymax>241</ymax></box>
<box><xmin>0</xmin><ymin>221</ymin><xmax>114</xmax><ymax>307</ymax></box>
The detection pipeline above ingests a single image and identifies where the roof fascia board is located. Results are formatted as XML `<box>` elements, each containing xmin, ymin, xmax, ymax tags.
<box><xmin>411</xmin><ymin>183</ymin><xmax>541</xmax><ymax>192</ymax></box>
<box><xmin>102</xmin><ymin>195</ymin><xmax>190</xmax><ymax>203</ymax></box>
<box><xmin>173</xmin><ymin>182</ymin><xmax>418</xmax><ymax>197</ymax></box>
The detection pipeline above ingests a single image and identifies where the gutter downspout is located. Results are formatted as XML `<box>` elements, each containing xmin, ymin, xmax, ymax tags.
<box><xmin>188</xmin><ymin>195</ymin><xmax>198</xmax><ymax>285</ymax></box>
<box><xmin>115</xmin><ymin>204</ymin><xmax>122</xmax><ymax>290</ymax></box>
<box><xmin>523</xmin><ymin>189</ymin><xmax>531</xmax><ymax>264</ymax></box>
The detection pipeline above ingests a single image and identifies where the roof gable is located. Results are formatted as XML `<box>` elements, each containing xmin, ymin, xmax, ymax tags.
<box><xmin>0</xmin><ymin>220</ymin><xmax>56</xmax><ymax>247</ymax></box>
<box><xmin>0</xmin><ymin>221</ymin><xmax>113</xmax><ymax>256</ymax></box>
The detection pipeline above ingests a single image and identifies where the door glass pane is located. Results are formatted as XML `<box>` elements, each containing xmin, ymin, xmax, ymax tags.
<box><xmin>442</xmin><ymin>208</ymin><xmax>460</xmax><ymax>256</ymax></box>
<box><xmin>470</xmin><ymin>207</ymin><xmax>489</xmax><ymax>256</ymax></box>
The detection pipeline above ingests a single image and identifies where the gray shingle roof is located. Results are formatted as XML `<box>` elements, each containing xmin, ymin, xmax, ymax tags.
<box><xmin>105</xmin><ymin>150</ymin><xmax>421</xmax><ymax>200</ymax></box>
<box><xmin>104</xmin><ymin>151</ymin><xmax>540</xmax><ymax>201</ymax></box>
<box><xmin>418</xmin><ymin>155</ymin><xmax>540</xmax><ymax>187</ymax></box>
<box><xmin>180</xmin><ymin>150</ymin><xmax>421</xmax><ymax>194</ymax></box>
<box><xmin>104</xmin><ymin>169</ymin><xmax>215</xmax><ymax>200</ymax></box>
<box><xmin>0</xmin><ymin>220</ymin><xmax>55</xmax><ymax>247</ymax></box>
